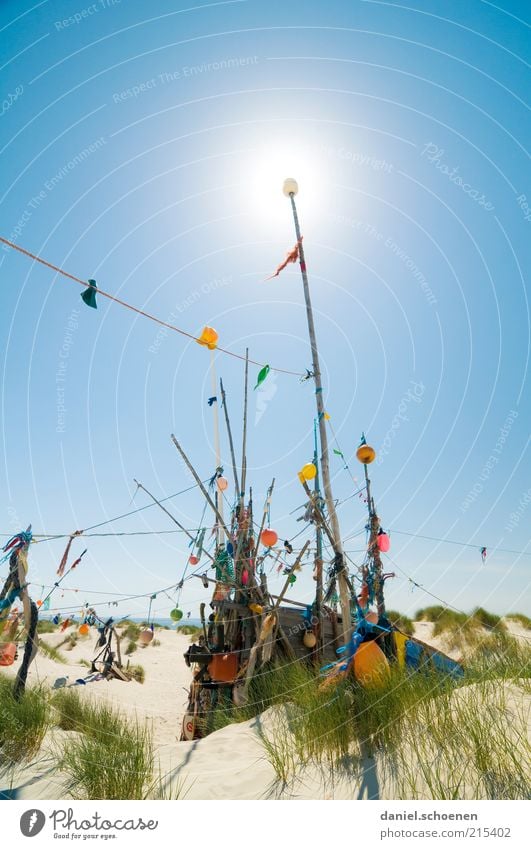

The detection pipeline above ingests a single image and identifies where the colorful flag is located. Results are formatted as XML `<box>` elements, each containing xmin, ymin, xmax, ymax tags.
<box><xmin>265</xmin><ymin>238</ymin><xmax>302</xmax><ymax>280</ymax></box>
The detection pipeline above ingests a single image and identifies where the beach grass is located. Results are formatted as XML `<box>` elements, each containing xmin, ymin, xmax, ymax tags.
<box><xmin>251</xmin><ymin>630</ymin><xmax>531</xmax><ymax>795</ymax></box>
<box><xmin>506</xmin><ymin>613</ymin><xmax>531</xmax><ymax>630</ymax></box>
<box><xmin>127</xmin><ymin>663</ymin><xmax>145</xmax><ymax>684</ymax></box>
<box><xmin>56</xmin><ymin>696</ymin><xmax>154</xmax><ymax>799</ymax></box>
<box><xmin>385</xmin><ymin>609</ymin><xmax>414</xmax><ymax>634</ymax></box>
<box><xmin>38</xmin><ymin>638</ymin><xmax>67</xmax><ymax>664</ymax></box>
<box><xmin>0</xmin><ymin>673</ymin><xmax>50</xmax><ymax>762</ymax></box>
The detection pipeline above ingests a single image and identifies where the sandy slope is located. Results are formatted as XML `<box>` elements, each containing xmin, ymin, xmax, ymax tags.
<box><xmin>1</xmin><ymin>621</ymin><xmax>529</xmax><ymax>800</ymax></box>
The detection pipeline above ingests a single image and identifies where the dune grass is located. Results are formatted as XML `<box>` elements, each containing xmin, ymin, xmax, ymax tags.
<box><xmin>54</xmin><ymin>691</ymin><xmax>154</xmax><ymax>799</ymax></box>
<box><xmin>127</xmin><ymin>664</ymin><xmax>145</xmax><ymax>684</ymax></box>
<box><xmin>175</xmin><ymin>624</ymin><xmax>202</xmax><ymax>637</ymax></box>
<box><xmin>37</xmin><ymin>619</ymin><xmax>59</xmax><ymax>634</ymax></box>
<box><xmin>125</xmin><ymin>640</ymin><xmax>137</xmax><ymax>655</ymax></box>
<box><xmin>385</xmin><ymin>609</ymin><xmax>414</xmax><ymax>634</ymax></box>
<box><xmin>121</xmin><ymin>621</ymin><xmax>141</xmax><ymax>642</ymax></box>
<box><xmin>506</xmin><ymin>613</ymin><xmax>531</xmax><ymax>630</ymax></box>
<box><xmin>38</xmin><ymin>638</ymin><xmax>67</xmax><ymax>664</ymax></box>
<box><xmin>0</xmin><ymin>674</ymin><xmax>50</xmax><ymax>762</ymax></box>
<box><xmin>246</xmin><ymin>630</ymin><xmax>531</xmax><ymax>797</ymax></box>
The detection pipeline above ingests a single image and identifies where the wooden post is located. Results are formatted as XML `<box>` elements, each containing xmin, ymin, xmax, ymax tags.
<box><xmin>240</xmin><ymin>349</ymin><xmax>249</xmax><ymax>505</ymax></box>
<box><xmin>170</xmin><ymin>436</ymin><xmax>232</xmax><ymax>542</ymax></box>
<box><xmin>220</xmin><ymin>378</ymin><xmax>240</xmax><ymax>496</ymax></box>
<box><xmin>287</xmin><ymin>190</ymin><xmax>351</xmax><ymax>643</ymax></box>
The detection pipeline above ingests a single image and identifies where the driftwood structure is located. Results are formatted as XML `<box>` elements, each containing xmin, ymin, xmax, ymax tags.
<box><xmin>176</xmin><ymin>180</ymin><xmax>462</xmax><ymax>740</ymax></box>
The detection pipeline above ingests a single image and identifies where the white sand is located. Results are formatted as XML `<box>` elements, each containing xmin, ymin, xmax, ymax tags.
<box><xmin>1</xmin><ymin>621</ymin><xmax>529</xmax><ymax>800</ymax></box>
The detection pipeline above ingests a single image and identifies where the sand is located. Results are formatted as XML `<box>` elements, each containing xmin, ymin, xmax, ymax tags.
<box><xmin>1</xmin><ymin>620</ymin><xmax>529</xmax><ymax>800</ymax></box>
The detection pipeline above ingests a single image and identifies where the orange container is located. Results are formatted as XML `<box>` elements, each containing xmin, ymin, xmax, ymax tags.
<box><xmin>208</xmin><ymin>652</ymin><xmax>239</xmax><ymax>683</ymax></box>
<box><xmin>0</xmin><ymin>642</ymin><xmax>17</xmax><ymax>667</ymax></box>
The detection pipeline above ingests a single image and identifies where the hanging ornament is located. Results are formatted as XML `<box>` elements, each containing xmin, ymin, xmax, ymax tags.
<box><xmin>261</xmin><ymin>529</ymin><xmax>278</xmax><ymax>548</ymax></box>
<box><xmin>303</xmin><ymin>631</ymin><xmax>317</xmax><ymax>649</ymax></box>
<box><xmin>170</xmin><ymin>608</ymin><xmax>183</xmax><ymax>622</ymax></box>
<box><xmin>189</xmin><ymin>555</ymin><xmax>199</xmax><ymax>566</ymax></box>
<box><xmin>241</xmin><ymin>568</ymin><xmax>249</xmax><ymax>586</ymax></box>
<box><xmin>301</xmin><ymin>462</ymin><xmax>317</xmax><ymax>481</ymax></box>
<box><xmin>480</xmin><ymin>546</ymin><xmax>487</xmax><ymax>563</ymax></box>
<box><xmin>216</xmin><ymin>476</ymin><xmax>229</xmax><ymax>491</ymax></box>
<box><xmin>356</xmin><ymin>443</ymin><xmax>376</xmax><ymax>464</ymax></box>
<box><xmin>288</xmin><ymin>574</ymin><xmax>297</xmax><ymax>585</ymax></box>
<box><xmin>376</xmin><ymin>529</ymin><xmax>390</xmax><ymax>553</ymax></box>
<box><xmin>81</xmin><ymin>278</ymin><xmax>98</xmax><ymax>309</ymax></box>
<box><xmin>36</xmin><ymin>600</ymin><xmax>43</xmax><ymax>608</ymax></box>
<box><xmin>284</xmin><ymin>540</ymin><xmax>293</xmax><ymax>555</ymax></box>
<box><xmin>254</xmin><ymin>364</ymin><xmax>270</xmax><ymax>390</ymax></box>
<box><xmin>196</xmin><ymin>326</ymin><xmax>218</xmax><ymax>350</ymax></box>
<box><xmin>139</xmin><ymin>629</ymin><xmax>153</xmax><ymax>645</ymax></box>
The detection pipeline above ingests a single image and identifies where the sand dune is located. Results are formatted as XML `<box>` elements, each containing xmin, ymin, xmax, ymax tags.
<box><xmin>1</xmin><ymin>621</ymin><xmax>529</xmax><ymax>800</ymax></box>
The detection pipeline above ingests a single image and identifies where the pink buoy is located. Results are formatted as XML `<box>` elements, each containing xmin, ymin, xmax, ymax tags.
<box><xmin>377</xmin><ymin>531</ymin><xmax>390</xmax><ymax>552</ymax></box>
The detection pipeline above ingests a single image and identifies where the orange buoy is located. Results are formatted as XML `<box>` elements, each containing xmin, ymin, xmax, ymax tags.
<box><xmin>261</xmin><ymin>529</ymin><xmax>278</xmax><ymax>547</ymax></box>
<box><xmin>216</xmin><ymin>477</ymin><xmax>228</xmax><ymax>491</ymax></box>
<box><xmin>356</xmin><ymin>444</ymin><xmax>376</xmax><ymax>464</ymax></box>
<box><xmin>78</xmin><ymin>623</ymin><xmax>90</xmax><ymax>636</ymax></box>
<box><xmin>353</xmin><ymin>641</ymin><xmax>390</xmax><ymax>688</ymax></box>
<box><xmin>0</xmin><ymin>642</ymin><xmax>17</xmax><ymax>666</ymax></box>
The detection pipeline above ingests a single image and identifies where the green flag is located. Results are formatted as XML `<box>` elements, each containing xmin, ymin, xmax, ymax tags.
<box><xmin>254</xmin><ymin>364</ymin><xmax>270</xmax><ymax>390</ymax></box>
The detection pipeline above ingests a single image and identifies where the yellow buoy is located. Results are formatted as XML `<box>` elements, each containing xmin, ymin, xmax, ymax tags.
<box><xmin>196</xmin><ymin>326</ymin><xmax>219</xmax><ymax>350</ymax></box>
<box><xmin>301</xmin><ymin>462</ymin><xmax>317</xmax><ymax>481</ymax></box>
<box><xmin>356</xmin><ymin>444</ymin><xmax>376</xmax><ymax>464</ymax></box>
<box><xmin>353</xmin><ymin>641</ymin><xmax>390</xmax><ymax>688</ymax></box>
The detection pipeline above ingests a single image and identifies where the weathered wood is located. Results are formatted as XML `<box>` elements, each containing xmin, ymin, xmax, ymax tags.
<box><xmin>170</xmin><ymin>435</ymin><xmax>232</xmax><ymax>542</ymax></box>
<box><xmin>134</xmin><ymin>479</ymin><xmax>215</xmax><ymax>564</ymax></box>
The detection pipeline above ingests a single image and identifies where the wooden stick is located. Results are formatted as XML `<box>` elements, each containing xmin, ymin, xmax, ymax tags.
<box><xmin>170</xmin><ymin>435</ymin><xmax>232</xmax><ymax>542</ymax></box>
<box><xmin>252</xmin><ymin>479</ymin><xmax>275</xmax><ymax>561</ymax></box>
<box><xmin>273</xmin><ymin>540</ymin><xmax>311</xmax><ymax>610</ymax></box>
<box><xmin>220</xmin><ymin>378</ymin><xmax>240</xmax><ymax>496</ymax></box>
<box><xmin>240</xmin><ymin>348</ymin><xmax>249</xmax><ymax>502</ymax></box>
<box><xmin>134</xmin><ymin>479</ymin><xmax>215</xmax><ymax>564</ymax></box>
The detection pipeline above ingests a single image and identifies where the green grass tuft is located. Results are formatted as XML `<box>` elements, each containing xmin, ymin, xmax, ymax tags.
<box><xmin>0</xmin><ymin>674</ymin><xmax>50</xmax><ymax>762</ymax></box>
<box><xmin>386</xmin><ymin>609</ymin><xmax>414</xmax><ymax>634</ymax></box>
<box><xmin>128</xmin><ymin>664</ymin><xmax>145</xmax><ymax>684</ymax></box>
<box><xmin>39</xmin><ymin>638</ymin><xmax>67</xmax><ymax>664</ymax></box>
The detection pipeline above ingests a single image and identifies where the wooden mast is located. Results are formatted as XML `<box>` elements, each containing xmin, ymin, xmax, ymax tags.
<box><xmin>285</xmin><ymin>180</ymin><xmax>351</xmax><ymax>643</ymax></box>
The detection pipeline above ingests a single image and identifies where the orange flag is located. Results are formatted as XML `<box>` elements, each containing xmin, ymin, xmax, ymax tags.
<box><xmin>265</xmin><ymin>238</ymin><xmax>302</xmax><ymax>280</ymax></box>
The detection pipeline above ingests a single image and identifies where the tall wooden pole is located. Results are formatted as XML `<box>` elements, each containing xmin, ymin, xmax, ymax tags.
<box><xmin>210</xmin><ymin>350</ymin><xmax>224</xmax><ymax>548</ymax></box>
<box><xmin>285</xmin><ymin>181</ymin><xmax>351</xmax><ymax>643</ymax></box>
<box><xmin>363</xmin><ymin>459</ymin><xmax>386</xmax><ymax>619</ymax></box>
<box><xmin>313</xmin><ymin>418</ymin><xmax>324</xmax><ymax>657</ymax></box>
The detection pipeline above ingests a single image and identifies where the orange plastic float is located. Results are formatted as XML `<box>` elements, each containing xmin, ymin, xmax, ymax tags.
<box><xmin>0</xmin><ymin>642</ymin><xmax>16</xmax><ymax>666</ymax></box>
<box><xmin>353</xmin><ymin>641</ymin><xmax>390</xmax><ymax>688</ymax></box>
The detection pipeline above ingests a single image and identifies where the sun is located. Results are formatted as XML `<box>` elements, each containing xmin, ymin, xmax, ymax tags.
<box><xmin>244</xmin><ymin>141</ymin><xmax>324</xmax><ymax>225</ymax></box>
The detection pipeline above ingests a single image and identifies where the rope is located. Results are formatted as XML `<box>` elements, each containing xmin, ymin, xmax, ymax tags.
<box><xmin>0</xmin><ymin>236</ymin><xmax>303</xmax><ymax>378</ymax></box>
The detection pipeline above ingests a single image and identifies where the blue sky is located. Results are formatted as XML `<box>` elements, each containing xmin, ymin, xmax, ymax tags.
<box><xmin>1</xmin><ymin>0</ymin><xmax>529</xmax><ymax>622</ymax></box>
